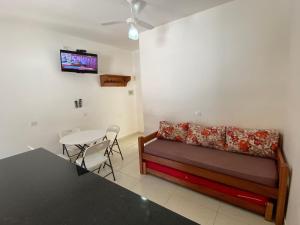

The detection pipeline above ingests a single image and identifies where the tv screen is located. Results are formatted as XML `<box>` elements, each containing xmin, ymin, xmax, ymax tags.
<box><xmin>60</xmin><ymin>50</ymin><xmax>98</xmax><ymax>74</ymax></box>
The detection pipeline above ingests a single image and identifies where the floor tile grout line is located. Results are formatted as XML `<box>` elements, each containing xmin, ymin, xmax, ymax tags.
<box><xmin>163</xmin><ymin>185</ymin><xmax>178</xmax><ymax>206</ymax></box>
<box><xmin>112</xmin><ymin>158</ymin><xmax>138</xmax><ymax>172</ymax></box>
<box><xmin>212</xmin><ymin>207</ymin><xmax>220</xmax><ymax>225</ymax></box>
<box><xmin>118</xmin><ymin>142</ymin><xmax>137</xmax><ymax>149</ymax></box>
<box><xmin>118</xmin><ymin>170</ymin><xmax>142</xmax><ymax>183</ymax></box>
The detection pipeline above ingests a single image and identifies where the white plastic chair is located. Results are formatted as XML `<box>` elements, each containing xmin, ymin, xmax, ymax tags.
<box><xmin>75</xmin><ymin>140</ymin><xmax>115</xmax><ymax>180</ymax></box>
<box><xmin>59</xmin><ymin>128</ymin><xmax>81</xmax><ymax>160</ymax></box>
<box><xmin>103</xmin><ymin>125</ymin><xmax>123</xmax><ymax>160</ymax></box>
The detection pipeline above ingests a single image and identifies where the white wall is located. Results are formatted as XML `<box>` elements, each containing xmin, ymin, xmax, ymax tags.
<box><xmin>284</xmin><ymin>0</ymin><xmax>300</xmax><ymax>224</ymax></box>
<box><xmin>0</xmin><ymin>19</ymin><xmax>139</xmax><ymax>159</ymax></box>
<box><xmin>139</xmin><ymin>0</ymin><xmax>290</xmax><ymax>133</ymax></box>
<box><xmin>132</xmin><ymin>50</ymin><xmax>144</xmax><ymax>133</ymax></box>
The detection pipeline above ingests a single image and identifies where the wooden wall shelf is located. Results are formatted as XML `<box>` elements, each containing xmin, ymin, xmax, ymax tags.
<box><xmin>100</xmin><ymin>74</ymin><xmax>131</xmax><ymax>87</ymax></box>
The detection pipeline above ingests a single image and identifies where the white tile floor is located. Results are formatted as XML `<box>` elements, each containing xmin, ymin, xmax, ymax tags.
<box><xmin>96</xmin><ymin>133</ymin><xmax>275</xmax><ymax>225</ymax></box>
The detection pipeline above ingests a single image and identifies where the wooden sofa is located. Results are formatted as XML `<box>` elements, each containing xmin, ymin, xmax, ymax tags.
<box><xmin>138</xmin><ymin>131</ymin><xmax>289</xmax><ymax>225</ymax></box>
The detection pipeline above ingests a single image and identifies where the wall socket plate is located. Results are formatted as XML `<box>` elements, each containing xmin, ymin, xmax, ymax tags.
<box><xmin>194</xmin><ymin>111</ymin><xmax>202</xmax><ymax>117</ymax></box>
<box><xmin>30</xmin><ymin>121</ymin><xmax>38</xmax><ymax>127</ymax></box>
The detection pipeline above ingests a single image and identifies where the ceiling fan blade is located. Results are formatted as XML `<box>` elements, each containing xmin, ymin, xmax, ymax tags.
<box><xmin>132</xmin><ymin>0</ymin><xmax>147</xmax><ymax>14</ymax></box>
<box><xmin>135</xmin><ymin>18</ymin><xmax>154</xmax><ymax>29</ymax></box>
<box><xmin>101</xmin><ymin>21</ymin><xmax>126</xmax><ymax>26</ymax></box>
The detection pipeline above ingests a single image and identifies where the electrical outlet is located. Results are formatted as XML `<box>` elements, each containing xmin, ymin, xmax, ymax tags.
<box><xmin>30</xmin><ymin>121</ymin><xmax>38</xmax><ymax>127</ymax></box>
<box><xmin>128</xmin><ymin>90</ymin><xmax>134</xmax><ymax>96</ymax></box>
<box><xmin>194</xmin><ymin>111</ymin><xmax>202</xmax><ymax>117</ymax></box>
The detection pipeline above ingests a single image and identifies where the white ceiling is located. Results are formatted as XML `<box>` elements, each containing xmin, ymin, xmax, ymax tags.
<box><xmin>0</xmin><ymin>0</ymin><xmax>233</xmax><ymax>50</ymax></box>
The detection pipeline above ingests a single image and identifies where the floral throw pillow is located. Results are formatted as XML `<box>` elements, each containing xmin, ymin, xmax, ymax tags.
<box><xmin>157</xmin><ymin>121</ymin><xmax>189</xmax><ymax>142</ymax></box>
<box><xmin>186</xmin><ymin>123</ymin><xmax>226</xmax><ymax>150</ymax></box>
<box><xmin>226</xmin><ymin>127</ymin><xmax>279</xmax><ymax>158</ymax></box>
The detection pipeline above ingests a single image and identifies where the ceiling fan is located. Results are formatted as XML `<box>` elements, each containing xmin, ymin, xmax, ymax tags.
<box><xmin>101</xmin><ymin>0</ymin><xmax>154</xmax><ymax>41</ymax></box>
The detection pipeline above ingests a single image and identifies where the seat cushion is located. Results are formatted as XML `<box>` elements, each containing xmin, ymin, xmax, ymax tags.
<box><xmin>144</xmin><ymin>139</ymin><xmax>278</xmax><ymax>187</ymax></box>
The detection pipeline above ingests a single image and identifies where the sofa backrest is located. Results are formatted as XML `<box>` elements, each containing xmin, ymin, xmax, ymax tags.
<box><xmin>157</xmin><ymin>121</ymin><xmax>280</xmax><ymax>159</ymax></box>
<box><xmin>225</xmin><ymin>126</ymin><xmax>279</xmax><ymax>159</ymax></box>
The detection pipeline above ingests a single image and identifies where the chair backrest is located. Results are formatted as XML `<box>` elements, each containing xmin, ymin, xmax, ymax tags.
<box><xmin>58</xmin><ymin>128</ymin><xmax>81</xmax><ymax>139</ymax></box>
<box><xmin>82</xmin><ymin>140</ymin><xmax>110</xmax><ymax>159</ymax></box>
<box><xmin>105</xmin><ymin>125</ymin><xmax>120</xmax><ymax>142</ymax></box>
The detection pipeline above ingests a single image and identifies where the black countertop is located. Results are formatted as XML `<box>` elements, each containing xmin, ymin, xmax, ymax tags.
<box><xmin>0</xmin><ymin>148</ymin><xmax>199</xmax><ymax>225</ymax></box>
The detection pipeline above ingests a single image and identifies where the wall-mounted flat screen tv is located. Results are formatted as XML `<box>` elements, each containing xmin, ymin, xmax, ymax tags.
<box><xmin>60</xmin><ymin>50</ymin><xmax>98</xmax><ymax>74</ymax></box>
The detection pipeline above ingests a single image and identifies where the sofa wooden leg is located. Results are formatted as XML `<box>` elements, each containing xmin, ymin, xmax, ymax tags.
<box><xmin>276</xmin><ymin>195</ymin><xmax>287</xmax><ymax>225</ymax></box>
<box><xmin>139</xmin><ymin>159</ymin><xmax>143</xmax><ymax>174</ymax></box>
<box><xmin>275</xmin><ymin>165</ymin><xmax>289</xmax><ymax>225</ymax></box>
<box><xmin>265</xmin><ymin>202</ymin><xmax>273</xmax><ymax>221</ymax></box>
<box><xmin>139</xmin><ymin>160</ymin><xmax>147</xmax><ymax>175</ymax></box>
<box><xmin>142</xmin><ymin>162</ymin><xmax>147</xmax><ymax>174</ymax></box>
<box><xmin>138</xmin><ymin>136</ymin><xmax>144</xmax><ymax>175</ymax></box>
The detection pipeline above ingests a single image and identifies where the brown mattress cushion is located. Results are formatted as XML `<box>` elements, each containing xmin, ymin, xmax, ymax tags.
<box><xmin>144</xmin><ymin>139</ymin><xmax>278</xmax><ymax>187</ymax></box>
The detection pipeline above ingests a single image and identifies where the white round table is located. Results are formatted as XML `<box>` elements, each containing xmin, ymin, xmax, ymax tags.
<box><xmin>60</xmin><ymin>129</ymin><xmax>106</xmax><ymax>146</ymax></box>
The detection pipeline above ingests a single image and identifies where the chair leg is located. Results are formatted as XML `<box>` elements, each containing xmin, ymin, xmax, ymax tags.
<box><xmin>81</xmin><ymin>159</ymin><xmax>87</xmax><ymax>170</ymax></box>
<box><xmin>63</xmin><ymin>144</ymin><xmax>72</xmax><ymax>162</ymax></box>
<box><xmin>115</xmin><ymin>139</ymin><xmax>124</xmax><ymax>160</ymax></box>
<box><xmin>97</xmin><ymin>164</ymin><xmax>102</xmax><ymax>174</ymax></box>
<box><xmin>109</xmin><ymin>145</ymin><xmax>114</xmax><ymax>155</ymax></box>
<box><xmin>74</xmin><ymin>145</ymin><xmax>86</xmax><ymax>161</ymax></box>
<box><xmin>103</xmin><ymin>148</ymin><xmax>111</xmax><ymax>169</ymax></box>
<box><xmin>107</xmin><ymin>154</ymin><xmax>116</xmax><ymax>181</ymax></box>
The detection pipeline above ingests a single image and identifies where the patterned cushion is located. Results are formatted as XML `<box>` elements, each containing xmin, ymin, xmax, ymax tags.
<box><xmin>226</xmin><ymin>127</ymin><xmax>279</xmax><ymax>158</ymax></box>
<box><xmin>186</xmin><ymin>123</ymin><xmax>226</xmax><ymax>150</ymax></box>
<box><xmin>157</xmin><ymin>121</ymin><xmax>189</xmax><ymax>142</ymax></box>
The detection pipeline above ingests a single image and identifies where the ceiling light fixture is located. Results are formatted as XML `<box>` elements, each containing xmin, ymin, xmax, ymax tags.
<box><xmin>101</xmin><ymin>0</ymin><xmax>153</xmax><ymax>41</ymax></box>
<box><xmin>128</xmin><ymin>24</ymin><xmax>139</xmax><ymax>40</ymax></box>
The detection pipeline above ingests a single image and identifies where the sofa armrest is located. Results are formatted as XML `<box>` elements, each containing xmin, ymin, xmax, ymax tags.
<box><xmin>138</xmin><ymin>131</ymin><xmax>158</xmax><ymax>174</ymax></box>
<box><xmin>140</xmin><ymin>132</ymin><xmax>158</xmax><ymax>144</ymax></box>
<box><xmin>277</xmin><ymin>148</ymin><xmax>288</xmax><ymax>169</ymax></box>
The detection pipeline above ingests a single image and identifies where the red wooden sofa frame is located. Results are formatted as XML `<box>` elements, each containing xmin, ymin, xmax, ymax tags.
<box><xmin>138</xmin><ymin>132</ymin><xmax>289</xmax><ymax>225</ymax></box>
